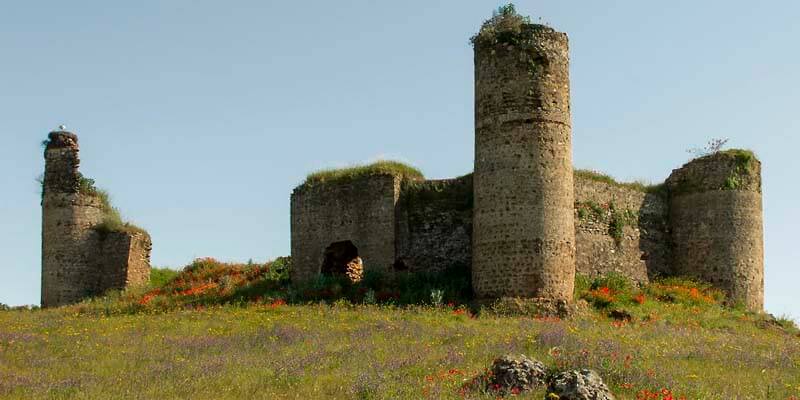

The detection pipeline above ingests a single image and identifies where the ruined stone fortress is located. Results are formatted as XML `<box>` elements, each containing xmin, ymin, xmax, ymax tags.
<box><xmin>290</xmin><ymin>23</ymin><xmax>765</xmax><ymax>311</ymax></box>
<box><xmin>41</xmin><ymin>16</ymin><xmax>765</xmax><ymax>311</ymax></box>
<box><xmin>41</xmin><ymin>131</ymin><xmax>151</xmax><ymax>307</ymax></box>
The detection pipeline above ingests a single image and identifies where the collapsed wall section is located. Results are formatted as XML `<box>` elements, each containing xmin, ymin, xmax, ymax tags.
<box><xmin>97</xmin><ymin>231</ymin><xmax>152</xmax><ymax>290</ymax></box>
<box><xmin>472</xmin><ymin>24</ymin><xmax>576</xmax><ymax>300</ymax></box>
<box><xmin>573</xmin><ymin>175</ymin><xmax>670</xmax><ymax>283</ymax></box>
<box><xmin>290</xmin><ymin>175</ymin><xmax>401</xmax><ymax>283</ymax></box>
<box><xmin>666</xmin><ymin>151</ymin><xmax>764</xmax><ymax>311</ymax></box>
<box><xmin>395</xmin><ymin>175</ymin><xmax>473</xmax><ymax>274</ymax></box>
<box><xmin>41</xmin><ymin>130</ymin><xmax>151</xmax><ymax>308</ymax></box>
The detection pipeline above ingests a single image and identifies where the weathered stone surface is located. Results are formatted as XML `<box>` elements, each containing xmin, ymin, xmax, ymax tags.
<box><xmin>97</xmin><ymin>230</ymin><xmax>152</xmax><ymax>289</ymax></box>
<box><xmin>666</xmin><ymin>152</ymin><xmax>764</xmax><ymax>311</ymax></box>
<box><xmin>547</xmin><ymin>369</ymin><xmax>615</xmax><ymax>400</ymax></box>
<box><xmin>41</xmin><ymin>130</ymin><xmax>151</xmax><ymax>308</ymax></box>
<box><xmin>574</xmin><ymin>176</ymin><xmax>670</xmax><ymax>284</ymax></box>
<box><xmin>489</xmin><ymin>354</ymin><xmax>547</xmax><ymax>394</ymax></box>
<box><xmin>290</xmin><ymin>175</ymin><xmax>401</xmax><ymax>283</ymax></box>
<box><xmin>287</xmin><ymin>16</ymin><xmax>765</xmax><ymax>310</ymax></box>
<box><xmin>472</xmin><ymin>24</ymin><xmax>576</xmax><ymax>300</ymax></box>
<box><xmin>395</xmin><ymin>176</ymin><xmax>472</xmax><ymax>273</ymax></box>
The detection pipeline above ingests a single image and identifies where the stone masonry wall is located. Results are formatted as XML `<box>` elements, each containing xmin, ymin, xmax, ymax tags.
<box><xmin>290</xmin><ymin>175</ymin><xmax>401</xmax><ymax>283</ymax></box>
<box><xmin>395</xmin><ymin>175</ymin><xmax>473</xmax><ymax>274</ymax></box>
<box><xmin>573</xmin><ymin>176</ymin><xmax>670</xmax><ymax>284</ymax></box>
<box><xmin>97</xmin><ymin>231</ymin><xmax>152</xmax><ymax>290</ymax></box>
<box><xmin>666</xmin><ymin>152</ymin><xmax>764</xmax><ymax>311</ymax></box>
<box><xmin>472</xmin><ymin>24</ymin><xmax>576</xmax><ymax>300</ymax></box>
<box><xmin>41</xmin><ymin>130</ymin><xmax>151</xmax><ymax>307</ymax></box>
<box><xmin>41</xmin><ymin>132</ymin><xmax>106</xmax><ymax>307</ymax></box>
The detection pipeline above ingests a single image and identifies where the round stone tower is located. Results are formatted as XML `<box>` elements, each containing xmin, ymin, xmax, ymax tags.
<box><xmin>41</xmin><ymin>130</ymin><xmax>106</xmax><ymax>307</ymax></box>
<box><xmin>666</xmin><ymin>151</ymin><xmax>764</xmax><ymax>311</ymax></box>
<box><xmin>472</xmin><ymin>23</ymin><xmax>576</xmax><ymax>300</ymax></box>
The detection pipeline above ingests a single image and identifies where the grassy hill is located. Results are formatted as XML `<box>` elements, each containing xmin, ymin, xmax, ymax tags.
<box><xmin>1</xmin><ymin>259</ymin><xmax>798</xmax><ymax>399</ymax></box>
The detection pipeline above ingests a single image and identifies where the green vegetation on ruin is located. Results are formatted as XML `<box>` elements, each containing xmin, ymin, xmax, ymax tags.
<box><xmin>574</xmin><ymin>169</ymin><xmax>666</xmax><ymax>196</ymax></box>
<box><xmin>78</xmin><ymin>174</ymin><xmax>147</xmax><ymax>236</ymax></box>
<box><xmin>1</xmin><ymin>259</ymin><xmax>798</xmax><ymax>399</ymax></box>
<box><xmin>671</xmin><ymin>148</ymin><xmax>760</xmax><ymax>194</ymax></box>
<box><xmin>301</xmin><ymin>160</ymin><xmax>424</xmax><ymax>188</ymax></box>
<box><xmin>470</xmin><ymin>4</ymin><xmax>543</xmax><ymax>48</ymax></box>
<box><xmin>718</xmin><ymin>149</ymin><xmax>758</xmax><ymax>190</ymax></box>
<box><xmin>575</xmin><ymin>200</ymin><xmax>638</xmax><ymax>246</ymax></box>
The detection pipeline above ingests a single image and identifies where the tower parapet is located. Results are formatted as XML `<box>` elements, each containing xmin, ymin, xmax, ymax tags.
<box><xmin>471</xmin><ymin>20</ymin><xmax>576</xmax><ymax>300</ymax></box>
<box><xmin>666</xmin><ymin>150</ymin><xmax>764</xmax><ymax>310</ymax></box>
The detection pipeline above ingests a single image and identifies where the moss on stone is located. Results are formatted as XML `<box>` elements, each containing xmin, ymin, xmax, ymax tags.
<box><xmin>575</xmin><ymin>200</ymin><xmax>638</xmax><ymax>246</ymax></box>
<box><xmin>720</xmin><ymin>149</ymin><xmax>758</xmax><ymax>191</ymax></box>
<box><xmin>302</xmin><ymin>160</ymin><xmax>424</xmax><ymax>187</ymax></box>
<box><xmin>608</xmin><ymin>203</ymin><xmax>638</xmax><ymax>246</ymax></box>
<box><xmin>671</xmin><ymin>148</ymin><xmax>760</xmax><ymax>194</ymax></box>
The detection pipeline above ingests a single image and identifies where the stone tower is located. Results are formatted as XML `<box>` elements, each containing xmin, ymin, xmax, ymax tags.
<box><xmin>666</xmin><ymin>151</ymin><xmax>764</xmax><ymax>311</ymax></box>
<box><xmin>41</xmin><ymin>129</ymin><xmax>152</xmax><ymax>308</ymax></box>
<box><xmin>41</xmin><ymin>130</ymin><xmax>106</xmax><ymax>307</ymax></box>
<box><xmin>472</xmin><ymin>23</ymin><xmax>576</xmax><ymax>300</ymax></box>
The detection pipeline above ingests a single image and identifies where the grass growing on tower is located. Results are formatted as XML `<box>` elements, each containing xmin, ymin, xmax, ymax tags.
<box><xmin>574</xmin><ymin>169</ymin><xmax>666</xmax><ymax>196</ymax></box>
<box><xmin>301</xmin><ymin>160</ymin><xmax>424</xmax><ymax>188</ymax></box>
<box><xmin>76</xmin><ymin>174</ymin><xmax>147</xmax><ymax>235</ymax></box>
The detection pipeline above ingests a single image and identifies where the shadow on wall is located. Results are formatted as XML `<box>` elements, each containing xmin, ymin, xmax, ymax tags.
<box><xmin>638</xmin><ymin>192</ymin><xmax>672</xmax><ymax>281</ymax></box>
<box><xmin>321</xmin><ymin>240</ymin><xmax>364</xmax><ymax>283</ymax></box>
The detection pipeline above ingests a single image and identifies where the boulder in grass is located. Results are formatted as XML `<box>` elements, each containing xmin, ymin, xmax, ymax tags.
<box><xmin>488</xmin><ymin>354</ymin><xmax>547</xmax><ymax>394</ymax></box>
<box><xmin>546</xmin><ymin>369</ymin><xmax>615</xmax><ymax>400</ymax></box>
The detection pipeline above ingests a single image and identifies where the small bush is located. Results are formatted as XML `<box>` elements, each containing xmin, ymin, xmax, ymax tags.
<box><xmin>149</xmin><ymin>267</ymin><xmax>179</xmax><ymax>288</ymax></box>
<box><xmin>470</xmin><ymin>4</ymin><xmax>533</xmax><ymax>47</ymax></box>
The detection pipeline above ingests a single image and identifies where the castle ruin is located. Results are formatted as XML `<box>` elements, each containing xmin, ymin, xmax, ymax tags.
<box><xmin>291</xmin><ymin>17</ymin><xmax>765</xmax><ymax>310</ymax></box>
<box><xmin>39</xmin><ymin>10</ymin><xmax>765</xmax><ymax>311</ymax></box>
<box><xmin>41</xmin><ymin>130</ymin><xmax>151</xmax><ymax>307</ymax></box>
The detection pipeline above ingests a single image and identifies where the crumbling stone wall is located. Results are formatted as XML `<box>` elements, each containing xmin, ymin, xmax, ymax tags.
<box><xmin>666</xmin><ymin>152</ymin><xmax>764</xmax><ymax>311</ymax></box>
<box><xmin>395</xmin><ymin>175</ymin><xmax>473</xmax><ymax>273</ymax></box>
<box><xmin>97</xmin><ymin>231</ymin><xmax>152</xmax><ymax>290</ymax></box>
<box><xmin>288</xmin><ymin>16</ymin><xmax>766</xmax><ymax>307</ymax></box>
<box><xmin>41</xmin><ymin>130</ymin><xmax>151</xmax><ymax>308</ymax></box>
<box><xmin>472</xmin><ymin>24</ymin><xmax>576</xmax><ymax>300</ymax></box>
<box><xmin>290</xmin><ymin>175</ymin><xmax>401</xmax><ymax>283</ymax></box>
<box><xmin>573</xmin><ymin>177</ymin><xmax>670</xmax><ymax>284</ymax></box>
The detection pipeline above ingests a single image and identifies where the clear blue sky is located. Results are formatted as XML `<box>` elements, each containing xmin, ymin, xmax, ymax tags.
<box><xmin>1</xmin><ymin>1</ymin><xmax>797</xmax><ymax>318</ymax></box>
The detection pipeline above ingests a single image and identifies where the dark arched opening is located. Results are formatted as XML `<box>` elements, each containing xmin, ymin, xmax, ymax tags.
<box><xmin>321</xmin><ymin>240</ymin><xmax>363</xmax><ymax>283</ymax></box>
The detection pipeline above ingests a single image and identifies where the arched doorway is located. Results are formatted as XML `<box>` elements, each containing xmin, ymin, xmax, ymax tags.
<box><xmin>321</xmin><ymin>240</ymin><xmax>363</xmax><ymax>283</ymax></box>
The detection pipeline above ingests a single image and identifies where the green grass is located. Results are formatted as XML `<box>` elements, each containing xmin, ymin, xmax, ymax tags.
<box><xmin>301</xmin><ymin>160</ymin><xmax>424</xmax><ymax>188</ymax></box>
<box><xmin>92</xmin><ymin>210</ymin><xmax>147</xmax><ymax>236</ymax></box>
<box><xmin>574</xmin><ymin>169</ymin><xmax>666</xmax><ymax>196</ymax></box>
<box><xmin>74</xmin><ymin>174</ymin><xmax>147</xmax><ymax>235</ymax></box>
<box><xmin>1</xmin><ymin>266</ymin><xmax>798</xmax><ymax>399</ymax></box>
<box><xmin>149</xmin><ymin>267</ymin><xmax>180</xmax><ymax>288</ymax></box>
